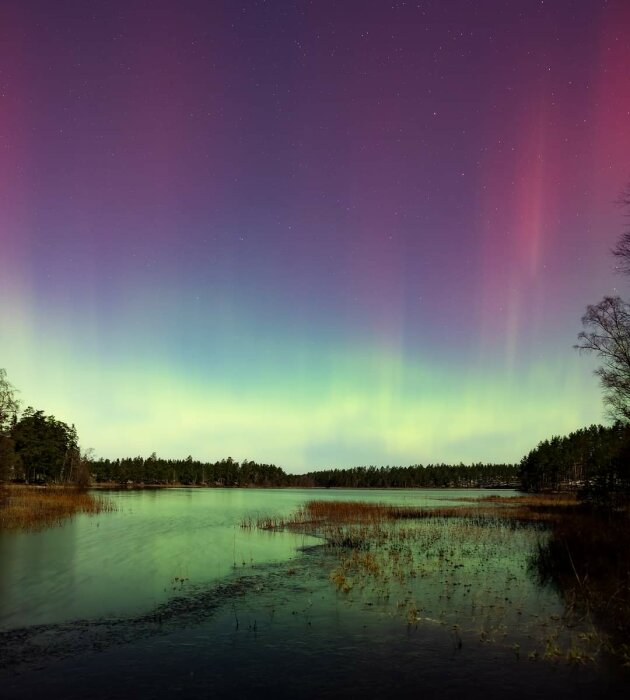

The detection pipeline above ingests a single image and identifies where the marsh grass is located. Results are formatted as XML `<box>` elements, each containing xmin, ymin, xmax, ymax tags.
<box><xmin>532</xmin><ymin>507</ymin><xmax>630</xmax><ymax>665</ymax></box>
<box><xmin>241</xmin><ymin>497</ymin><xmax>576</xmax><ymax>536</ymax></box>
<box><xmin>459</xmin><ymin>494</ymin><xmax>579</xmax><ymax>506</ymax></box>
<box><xmin>241</xmin><ymin>495</ymin><xmax>624</xmax><ymax>668</ymax></box>
<box><xmin>0</xmin><ymin>485</ymin><xmax>114</xmax><ymax>531</ymax></box>
<box><xmin>435</xmin><ymin>493</ymin><xmax>582</xmax><ymax>522</ymax></box>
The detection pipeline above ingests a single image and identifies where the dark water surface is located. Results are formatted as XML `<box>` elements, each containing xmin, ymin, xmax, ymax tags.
<box><xmin>1</xmin><ymin>488</ymin><xmax>628</xmax><ymax>698</ymax></box>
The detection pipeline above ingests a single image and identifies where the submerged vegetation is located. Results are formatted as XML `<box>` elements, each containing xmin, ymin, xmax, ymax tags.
<box><xmin>242</xmin><ymin>496</ymin><xmax>630</xmax><ymax>669</ymax></box>
<box><xmin>0</xmin><ymin>485</ymin><xmax>113</xmax><ymax>531</ymax></box>
<box><xmin>241</xmin><ymin>494</ymin><xmax>579</xmax><ymax>532</ymax></box>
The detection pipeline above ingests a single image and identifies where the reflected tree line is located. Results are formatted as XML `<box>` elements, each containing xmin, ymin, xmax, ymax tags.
<box><xmin>531</xmin><ymin>504</ymin><xmax>630</xmax><ymax>659</ymax></box>
<box><xmin>2</xmin><ymin>189</ymin><xmax>630</xmax><ymax>666</ymax></box>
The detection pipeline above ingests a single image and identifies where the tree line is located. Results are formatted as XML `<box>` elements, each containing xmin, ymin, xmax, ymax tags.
<box><xmin>0</xmin><ymin>370</ymin><xmax>90</xmax><ymax>486</ymax></box>
<box><xmin>7</xmin><ymin>378</ymin><xmax>629</xmax><ymax>493</ymax></box>
<box><xmin>518</xmin><ymin>423</ymin><xmax>630</xmax><ymax>498</ymax></box>
<box><xmin>0</xmin><ymin>356</ymin><xmax>626</xmax><ymax>495</ymax></box>
<box><xmin>558</xmin><ymin>182</ymin><xmax>630</xmax><ymax>503</ymax></box>
<box><xmin>1</xmin><ymin>368</ymin><xmax>520</xmax><ymax>488</ymax></box>
<box><xmin>4</xmin><ymin>176</ymin><xmax>630</xmax><ymax>501</ymax></box>
<box><xmin>85</xmin><ymin>456</ymin><xmax>518</xmax><ymax>488</ymax></box>
<box><xmin>88</xmin><ymin>454</ymin><xmax>294</xmax><ymax>487</ymax></box>
<box><xmin>300</xmin><ymin>463</ymin><xmax>518</xmax><ymax>488</ymax></box>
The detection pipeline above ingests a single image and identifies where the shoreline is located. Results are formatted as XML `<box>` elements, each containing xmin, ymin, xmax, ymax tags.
<box><xmin>87</xmin><ymin>482</ymin><xmax>522</xmax><ymax>491</ymax></box>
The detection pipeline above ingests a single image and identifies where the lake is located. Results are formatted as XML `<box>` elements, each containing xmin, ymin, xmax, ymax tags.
<box><xmin>1</xmin><ymin>488</ymin><xmax>627</xmax><ymax>698</ymax></box>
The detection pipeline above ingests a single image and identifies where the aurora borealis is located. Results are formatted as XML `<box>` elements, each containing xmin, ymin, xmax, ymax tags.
<box><xmin>1</xmin><ymin>1</ymin><xmax>630</xmax><ymax>471</ymax></box>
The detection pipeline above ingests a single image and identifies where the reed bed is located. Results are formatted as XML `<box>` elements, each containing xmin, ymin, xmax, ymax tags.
<box><xmin>533</xmin><ymin>507</ymin><xmax>630</xmax><ymax>665</ymax></box>
<box><xmin>240</xmin><ymin>497</ymin><xmax>572</xmax><ymax>535</ymax></box>
<box><xmin>0</xmin><ymin>485</ymin><xmax>114</xmax><ymax>531</ymax></box>
<box><xmin>457</xmin><ymin>493</ymin><xmax>580</xmax><ymax>507</ymax></box>
<box><xmin>239</xmin><ymin>495</ymin><xmax>614</xmax><ymax>666</ymax></box>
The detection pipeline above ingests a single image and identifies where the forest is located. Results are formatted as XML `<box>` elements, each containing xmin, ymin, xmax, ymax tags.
<box><xmin>0</xmin><ymin>376</ymin><xmax>628</xmax><ymax>496</ymax></box>
<box><xmin>300</xmin><ymin>463</ymin><xmax>517</xmax><ymax>488</ymax></box>
<box><xmin>0</xmin><ymin>368</ymin><xmax>519</xmax><ymax>489</ymax></box>
<box><xmin>87</xmin><ymin>455</ymin><xmax>518</xmax><ymax>488</ymax></box>
<box><xmin>1</xmin><ymin>360</ymin><xmax>628</xmax><ymax>494</ymax></box>
<box><xmin>518</xmin><ymin>422</ymin><xmax>630</xmax><ymax>500</ymax></box>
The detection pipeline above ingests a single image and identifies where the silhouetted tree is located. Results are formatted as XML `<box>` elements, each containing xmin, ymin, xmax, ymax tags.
<box><xmin>12</xmin><ymin>408</ymin><xmax>79</xmax><ymax>483</ymax></box>
<box><xmin>0</xmin><ymin>369</ymin><xmax>19</xmax><ymax>434</ymax></box>
<box><xmin>0</xmin><ymin>369</ymin><xmax>19</xmax><ymax>481</ymax></box>
<box><xmin>576</xmin><ymin>296</ymin><xmax>630</xmax><ymax>421</ymax></box>
<box><xmin>0</xmin><ymin>435</ymin><xmax>18</xmax><ymax>482</ymax></box>
<box><xmin>611</xmin><ymin>185</ymin><xmax>630</xmax><ymax>275</ymax></box>
<box><xmin>576</xmin><ymin>185</ymin><xmax>630</xmax><ymax>423</ymax></box>
<box><xmin>519</xmin><ymin>423</ymin><xmax>630</xmax><ymax>497</ymax></box>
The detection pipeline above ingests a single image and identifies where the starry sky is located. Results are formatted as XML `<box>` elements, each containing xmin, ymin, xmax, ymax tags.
<box><xmin>1</xmin><ymin>0</ymin><xmax>630</xmax><ymax>471</ymax></box>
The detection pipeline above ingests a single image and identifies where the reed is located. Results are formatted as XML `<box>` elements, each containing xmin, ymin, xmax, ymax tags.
<box><xmin>533</xmin><ymin>506</ymin><xmax>630</xmax><ymax>662</ymax></box>
<box><xmin>491</xmin><ymin>493</ymin><xmax>577</xmax><ymax>505</ymax></box>
<box><xmin>276</xmin><ymin>498</ymin><xmax>574</xmax><ymax>529</ymax></box>
<box><xmin>240</xmin><ymin>495</ymin><xmax>619</xmax><ymax>665</ymax></box>
<box><xmin>0</xmin><ymin>485</ymin><xmax>114</xmax><ymax>531</ymax></box>
<box><xmin>458</xmin><ymin>493</ymin><xmax>579</xmax><ymax>507</ymax></box>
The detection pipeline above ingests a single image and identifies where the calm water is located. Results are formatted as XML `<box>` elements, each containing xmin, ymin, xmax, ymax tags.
<box><xmin>0</xmin><ymin>487</ymin><xmax>506</xmax><ymax>630</ymax></box>
<box><xmin>1</xmin><ymin>488</ymin><xmax>627</xmax><ymax>699</ymax></box>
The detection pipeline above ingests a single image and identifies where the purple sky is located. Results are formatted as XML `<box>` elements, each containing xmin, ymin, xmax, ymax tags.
<box><xmin>1</xmin><ymin>1</ymin><xmax>630</xmax><ymax>470</ymax></box>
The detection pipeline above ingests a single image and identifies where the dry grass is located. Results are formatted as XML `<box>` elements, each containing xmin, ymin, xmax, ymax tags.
<box><xmin>432</xmin><ymin>493</ymin><xmax>581</xmax><ymax>522</ymax></box>
<box><xmin>0</xmin><ymin>485</ymin><xmax>114</xmax><ymax>531</ymax></box>
<box><xmin>533</xmin><ymin>507</ymin><xmax>630</xmax><ymax>664</ymax></box>
<box><xmin>241</xmin><ymin>497</ymin><xmax>577</xmax><ymax>534</ymax></box>
<box><xmin>461</xmin><ymin>493</ymin><xmax>579</xmax><ymax>507</ymax></box>
<box><xmin>241</xmin><ymin>495</ymin><xmax>627</xmax><ymax>666</ymax></box>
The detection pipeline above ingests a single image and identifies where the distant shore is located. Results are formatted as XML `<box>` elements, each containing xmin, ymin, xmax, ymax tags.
<box><xmin>87</xmin><ymin>481</ymin><xmax>521</xmax><ymax>491</ymax></box>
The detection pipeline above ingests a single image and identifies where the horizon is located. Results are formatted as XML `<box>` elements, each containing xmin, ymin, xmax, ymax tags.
<box><xmin>87</xmin><ymin>452</ymin><xmax>521</xmax><ymax>476</ymax></box>
<box><xmin>2</xmin><ymin>1</ymin><xmax>630</xmax><ymax>470</ymax></box>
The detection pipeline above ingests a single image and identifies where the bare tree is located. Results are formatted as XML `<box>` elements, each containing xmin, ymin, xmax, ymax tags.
<box><xmin>0</xmin><ymin>369</ymin><xmax>20</xmax><ymax>481</ymax></box>
<box><xmin>0</xmin><ymin>368</ymin><xmax>19</xmax><ymax>434</ymax></box>
<box><xmin>611</xmin><ymin>186</ymin><xmax>630</xmax><ymax>274</ymax></box>
<box><xmin>75</xmin><ymin>447</ymin><xmax>94</xmax><ymax>489</ymax></box>
<box><xmin>576</xmin><ymin>296</ymin><xmax>630</xmax><ymax>421</ymax></box>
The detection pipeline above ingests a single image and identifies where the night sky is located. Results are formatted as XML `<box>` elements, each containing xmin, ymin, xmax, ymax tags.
<box><xmin>2</xmin><ymin>0</ymin><xmax>630</xmax><ymax>471</ymax></box>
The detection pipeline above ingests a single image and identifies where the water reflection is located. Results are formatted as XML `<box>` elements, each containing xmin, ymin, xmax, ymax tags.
<box><xmin>3</xmin><ymin>488</ymin><xmax>629</xmax><ymax>699</ymax></box>
<box><xmin>0</xmin><ymin>488</ymin><xmax>512</xmax><ymax>630</ymax></box>
<box><xmin>0</xmin><ymin>488</ymin><xmax>323</xmax><ymax>629</ymax></box>
<box><xmin>0</xmin><ymin>520</ymin><xmax>78</xmax><ymax>628</ymax></box>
